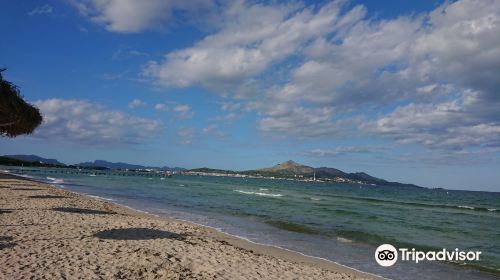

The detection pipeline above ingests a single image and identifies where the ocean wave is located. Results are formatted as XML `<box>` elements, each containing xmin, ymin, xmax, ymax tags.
<box><xmin>310</xmin><ymin>197</ymin><xmax>322</xmax><ymax>201</ymax></box>
<box><xmin>259</xmin><ymin>188</ymin><xmax>269</xmax><ymax>191</ymax></box>
<box><xmin>234</xmin><ymin>190</ymin><xmax>283</xmax><ymax>197</ymax></box>
<box><xmin>87</xmin><ymin>195</ymin><xmax>115</xmax><ymax>201</ymax></box>
<box><xmin>265</xmin><ymin>220</ymin><xmax>318</xmax><ymax>234</ymax></box>
<box><xmin>46</xmin><ymin>177</ymin><xmax>64</xmax><ymax>184</ymax></box>
<box><xmin>321</xmin><ymin>193</ymin><xmax>498</xmax><ymax>214</ymax></box>
<box><xmin>337</xmin><ymin>237</ymin><xmax>353</xmax><ymax>243</ymax></box>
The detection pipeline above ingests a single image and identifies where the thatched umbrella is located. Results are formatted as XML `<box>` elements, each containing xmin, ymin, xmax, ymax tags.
<box><xmin>0</xmin><ymin>69</ymin><xmax>42</xmax><ymax>137</ymax></box>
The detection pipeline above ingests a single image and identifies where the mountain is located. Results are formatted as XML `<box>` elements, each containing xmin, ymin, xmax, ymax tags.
<box><xmin>78</xmin><ymin>160</ymin><xmax>143</xmax><ymax>169</ymax></box>
<box><xmin>257</xmin><ymin>161</ymin><xmax>421</xmax><ymax>188</ymax></box>
<box><xmin>348</xmin><ymin>172</ymin><xmax>386</xmax><ymax>183</ymax></box>
<box><xmin>3</xmin><ymin>154</ymin><xmax>64</xmax><ymax>165</ymax></box>
<box><xmin>188</xmin><ymin>160</ymin><xmax>422</xmax><ymax>188</ymax></box>
<box><xmin>315</xmin><ymin>166</ymin><xmax>348</xmax><ymax>177</ymax></box>
<box><xmin>77</xmin><ymin>160</ymin><xmax>185</xmax><ymax>171</ymax></box>
<box><xmin>260</xmin><ymin>160</ymin><xmax>314</xmax><ymax>174</ymax></box>
<box><xmin>0</xmin><ymin>156</ymin><xmax>64</xmax><ymax>167</ymax></box>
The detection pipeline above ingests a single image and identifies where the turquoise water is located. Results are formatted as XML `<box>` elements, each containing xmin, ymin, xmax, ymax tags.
<box><xmin>4</xmin><ymin>167</ymin><xmax>499</xmax><ymax>279</ymax></box>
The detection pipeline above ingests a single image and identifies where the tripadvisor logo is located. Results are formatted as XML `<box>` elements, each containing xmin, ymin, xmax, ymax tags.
<box><xmin>375</xmin><ymin>244</ymin><xmax>398</xmax><ymax>267</ymax></box>
<box><xmin>375</xmin><ymin>244</ymin><xmax>482</xmax><ymax>267</ymax></box>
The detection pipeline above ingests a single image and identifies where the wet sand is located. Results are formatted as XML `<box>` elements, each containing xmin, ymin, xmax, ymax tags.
<box><xmin>0</xmin><ymin>174</ymin><xmax>378</xmax><ymax>279</ymax></box>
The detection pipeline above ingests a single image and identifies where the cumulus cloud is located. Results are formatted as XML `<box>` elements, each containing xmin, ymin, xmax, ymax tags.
<box><xmin>171</xmin><ymin>104</ymin><xmax>194</xmax><ymax>119</ymax></box>
<box><xmin>70</xmin><ymin>0</ymin><xmax>214</xmax><ymax>33</ymax></box>
<box><xmin>28</xmin><ymin>4</ymin><xmax>53</xmax><ymax>16</ymax></box>
<box><xmin>128</xmin><ymin>99</ymin><xmax>147</xmax><ymax>108</ymax></box>
<box><xmin>154</xmin><ymin>103</ymin><xmax>167</xmax><ymax>112</ymax></box>
<box><xmin>33</xmin><ymin>99</ymin><xmax>163</xmax><ymax>145</ymax></box>
<box><xmin>143</xmin><ymin>0</ymin><xmax>351</xmax><ymax>93</ymax></box>
<box><xmin>304</xmin><ymin>146</ymin><xmax>383</xmax><ymax>157</ymax></box>
<box><xmin>143</xmin><ymin>0</ymin><xmax>500</xmax><ymax>153</ymax></box>
<box><xmin>364</xmin><ymin>90</ymin><xmax>500</xmax><ymax>149</ymax></box>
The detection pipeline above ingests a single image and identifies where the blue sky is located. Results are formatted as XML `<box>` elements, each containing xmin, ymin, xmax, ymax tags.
<box><xmin>1</xmin><ymin>0</ymin><xmax>499</xmax><ymax>191</ymax></box>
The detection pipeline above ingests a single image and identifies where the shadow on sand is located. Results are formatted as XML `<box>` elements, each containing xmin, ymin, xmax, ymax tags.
<box><xmin>0</xmin><ymin>210</ymin><xmax>13</xmax><ymax>214</ymax></box>
<box><xmin>12</xmin><ymin>188</ymin><xmax>46</xmax><ymax>191</ymax></box>
<box><xmin>52</xmin><ymin>207</ymin><xmax>116</xmax><ymax>215</ymax></box>
<box><xmin>0</xmin><ymin>236</ymin><xmax>16</xmax><ymax>250</ymax></box>
<box><xmin>94</xmin><ymin>228</ymin><xmax>186</xmax><ymax>241</ymax></box>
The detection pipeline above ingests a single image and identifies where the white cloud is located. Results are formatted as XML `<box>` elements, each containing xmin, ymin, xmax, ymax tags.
<box><xmin>305</xmin><ymin>146</ymin><xmax>382</xmax><ymax>157</ymax></box>
<box><xmin>171</xmin><ymin>104</ymin><xmax>194</xmax><ymax>119</ymax></box>
<box><xmin>220</xmin><ymin>102</ymin><xmax>241</xmax><ymax>112</ymax></box>
<box><xmin>146</xmin><ymin>0</ymin><xmax>500</xmax><ymax>152</ymax></box>
<box><xmin>202</xmin><ymin>124</ymin><xmax>225</xmax><ymax>138</ymax></box>
<box><xmin>252</xmin><ymin>102</ymin><xmax>358</xmax><ymax>138</ymax></box>
<box><xmin>112</xmin><ymin>47</ymin><xmax>149</xmax><ymax>60</ymax></box>
<box><xmin>365</xmin><ymin>90</ymin><xmax>500</xmax><ymax>149</ymax></box>
<box><xmin>154</xmin><ymin>103</ymin><xmax>167</xmax><ymax>112</ymax></box>
<box><xmin>143</xmin><ymin>0</ymin><xmax>352</xmax><ymax>93</ymax></box>
<box><xmin>33</xmin><ymin>99</ymin><xmax>163</xmax><ymax>145</ymax></box>
<box><xmin>70</xmin><ymin>0</ymin><xmax>214</xmax><ymax>33</ymax></box>
<box><xmin>176</xmin><ymin>127</ymin><xmax>195</xmax><ymax>145</ymax></box>
<box><xmin>28</xmin><ymin>4</ymin><xmax>53</xmax><ymax>16</ymax></box>
<box><xmin>128</xmin><ymin>99</ymin><xmax>147</xmax><ymax>108</ymax></box>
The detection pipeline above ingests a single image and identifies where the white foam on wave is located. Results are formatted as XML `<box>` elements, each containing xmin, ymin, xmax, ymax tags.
<box><xmin>310</xmin><ymin>197</ymin><xmax>322</xmax><ymax>201</ymax></box>
<box><xmin>337</xmin><ymin>237</ymin><xmax>353</xmax><ymax>243</ymax></box>
<box><xmin>259</xmin><ymin>188</ymin><xmax>269</xmax><ymax>191</ymax></box>
<box><xmin>457</xmin><ymin>205</ymin><xmax>475</xmax><ymax>210</ymax></box>
<box><xmin>87</xmin><ymin>195</ymin><xmax>115</xmax><ymax>201</ymax></box>
<box><xmin>234</xmin><ymin>190</ymin><xmax>283</xmax><ymax>197</ymax></box>
<box><xmin>46</xmin><ymin>176</ymin><xmax>64</xmax><ymax>184</ymax></box>
<box><xmin>488</xmin><ymin>208</ymin><xmax>497</xmax><ymax>212</ymax></box>
<box><xmin>18</xmin><ymin>174</ymin><xmax>36</xmax><ymax>179</ymax></box>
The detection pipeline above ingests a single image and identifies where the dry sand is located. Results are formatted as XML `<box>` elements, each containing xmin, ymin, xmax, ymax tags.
<box><xmin>0</xmin><ymin>175</ymin><xmax>378</xmax><ymax>279</ymax></box>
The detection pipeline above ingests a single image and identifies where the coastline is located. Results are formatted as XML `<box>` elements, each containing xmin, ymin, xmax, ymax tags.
<box><xmin>0</xmin><ymin>173</ymin><xmax>380</xmax><ymax>279</ymax></box>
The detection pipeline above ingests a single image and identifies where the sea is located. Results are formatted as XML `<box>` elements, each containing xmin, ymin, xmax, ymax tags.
<box><xmin>2</xmin><ymin>166</ymin><xmax>499</xmax><ymax>280</ymax></box>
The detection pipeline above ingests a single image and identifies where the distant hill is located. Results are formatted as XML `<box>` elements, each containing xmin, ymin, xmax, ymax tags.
<box><xmin>3</xmin><ymin>154</ymin><xmax>65</xmax><ymax>165</ymax></box>
<box><xmin>1</xmin><ymin>155</ymin><xmax>185</xmax><ymax>172</ymax></box>
<box><xmin>160</xmin><ymin>166</ymin><xmax>186</xmax><ymax>172</ymax></box>
<box><xmin>260</xmin><ymin>160</ymin><xmax>314</xmax><ymax>174</ymax></box>
<box><xmin>188</xmin><ymin>160</ymin><xmax>422</xmax><ymax>188</ymax></box>
<box><xmin>0</xmin><ymin>156</ymin><xmax>64</xmax><ymax>167</ymax></box>
<box><xmin>77</xmin><ymin>160</ymin><xmax>185</xmax><ymax>171</ymax></box>
<box><xmin>314</xmin><ymin>166</ymin><xmax>348</xmax><ymax>177</ymax></box>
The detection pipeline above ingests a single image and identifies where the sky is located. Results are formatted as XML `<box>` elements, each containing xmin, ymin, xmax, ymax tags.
<box><xmin>1</xmin><ymin>0</ymin><xmax>499</xmax><ymax>191</ymax></box>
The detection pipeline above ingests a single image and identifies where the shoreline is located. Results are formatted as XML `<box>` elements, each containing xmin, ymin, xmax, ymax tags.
<box><xmin>0</xmin><ymin>172</ymin><xmax>380</xmax><ymax>279</ymax></box>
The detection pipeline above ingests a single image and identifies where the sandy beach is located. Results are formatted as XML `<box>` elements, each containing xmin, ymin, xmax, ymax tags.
<box><xmin>0</xmin><ymin>174</ymin><xmax>376</xmax><ymax>279</ymax></box>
